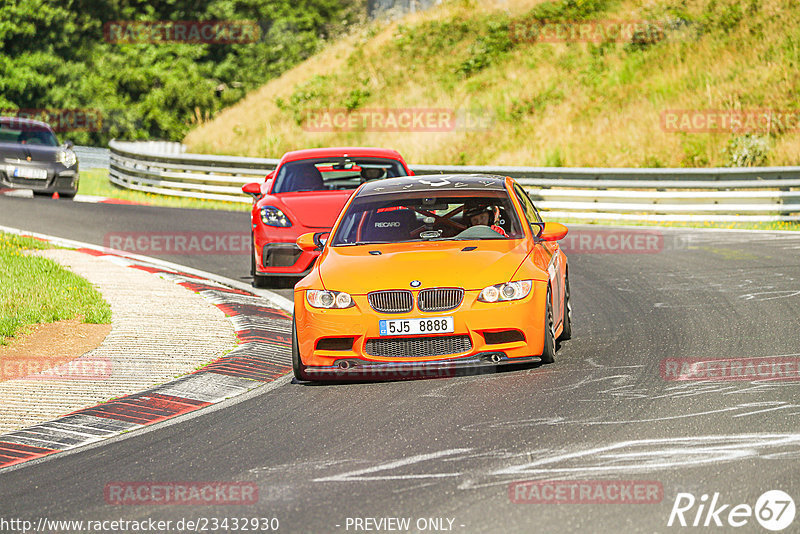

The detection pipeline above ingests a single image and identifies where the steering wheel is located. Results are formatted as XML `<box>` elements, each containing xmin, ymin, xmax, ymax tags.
<box><xmin>409</xmin><ymin>206</ymin><xmax>467</xmax><ymax>238</ymax></box>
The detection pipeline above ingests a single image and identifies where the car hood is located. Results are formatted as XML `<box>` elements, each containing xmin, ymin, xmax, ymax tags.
<box><xmin>275</xmin><ymin>190</ymin><xmax>354</xmax><ymax>228</ymax></box>
<box><xmin>0</xmin><ymin>143</ymin><xmax>59</xmax><ymax>163</ymax></box>
<box><xmin>318</xmin><ymin>240</ymin><xmax>533</xmax><ymax>294</ymax></box>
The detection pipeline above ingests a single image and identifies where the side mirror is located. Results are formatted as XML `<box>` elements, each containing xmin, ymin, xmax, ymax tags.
<box><xmin>297</xmin><ymin>232</ymin><xmax>329</xmax><ymax>252</ymax></box>
<box><xmin>538</xmin><ymin>222</ymin><xmax>568</xmax><ymax>242</ymax></box>
<box><xmin>297</xmin><ymin>233</ymin><xmax>317</xmax><ymax>252</ymax></box>
<box><xmin>242</xmin><ymin>182</ymin><xmax>261</xmax><ymax>198</ymax></box>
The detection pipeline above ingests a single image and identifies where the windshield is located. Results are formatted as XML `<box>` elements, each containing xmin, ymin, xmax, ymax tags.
<box><xmin>0</xmin><ymin>121</ymin><xmax>59</xmax><ymax>146</ymax></box>
<box><xmin>331</xmin><ymin>190</ymin><xmax>524</xmax><ymax>246</ymax></box>
<box><xmin>272</xmin><ymin>157</ymin><xmax>407</xmax><ymax>194</ymax></box>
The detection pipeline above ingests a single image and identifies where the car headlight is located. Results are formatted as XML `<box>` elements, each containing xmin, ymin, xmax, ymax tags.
<box><xmin>260</xmin><ymin>206</ymin><xmax>292</xmax><ymax>227</ymax></box>
<box><xmin>57</xmin><ymin>149</ymin><xmax>77</xmax><ymax>167</ymax></box>
<box><xmin>478</xmin><ymin>280</ymin><xmax>533</xmax><ymax>303</ymax></box>
<box><xmin>306</xmin><ymin>290</ymin><xmax>354</xmax><ymax>309</ymax></box>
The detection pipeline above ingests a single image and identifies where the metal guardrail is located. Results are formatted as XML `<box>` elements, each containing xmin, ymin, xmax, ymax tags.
<box><xmin>74</xmin><ymin>145</ymin><xmax>110</xmax><ymax>170</ymax></box>
<box><xmin>108</xmin><ymin>140</ymin><xmax>800</xmax><ymax>221</ymax></box>
<box><xmin>109</xmin><ymin>140</ymin><xmax>280</xmax><ymax>203</ymax></box>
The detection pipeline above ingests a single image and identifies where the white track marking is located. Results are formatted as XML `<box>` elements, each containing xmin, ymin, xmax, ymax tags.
<box><xmin>314</xmin><ymin>448</ymin><xmax>471</xmax><ymax>482</ymax></box>
<box><xmin>739</xmin><ymin>290</ymin><xmax>800</xmax><ymax>301</ymax></box>
<box><xmin>492</xmin><ymin>434</ymin><xmax>800</xmax><ymax>477</ymax></box>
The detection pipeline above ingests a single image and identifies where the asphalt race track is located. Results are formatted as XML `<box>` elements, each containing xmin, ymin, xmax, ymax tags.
<box><xmin>1</xmin><ymin>195</ymin><xmax>799</xmax><ymax>533</ymax></box>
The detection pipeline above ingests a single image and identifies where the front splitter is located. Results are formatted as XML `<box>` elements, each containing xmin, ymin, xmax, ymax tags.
<box><xmin>302</xmin><ymin>354</ymin><xmax>542</xmax><ymax>381</ymax></box>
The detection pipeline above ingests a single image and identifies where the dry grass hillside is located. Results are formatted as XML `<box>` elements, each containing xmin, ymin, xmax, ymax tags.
<box><xmin>184</xmin><ymin>0</ymin><xmax>800</xmax><ymax>167</ymax></box>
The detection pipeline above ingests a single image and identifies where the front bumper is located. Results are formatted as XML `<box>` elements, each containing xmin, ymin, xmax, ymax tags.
<box><xmin>258</xmin><ymin>242</ymin><xmax>316</xmax><ymax>276</ymax></box>
<box><xmin>0</xmin><ymin>168</ymin><xmax>78</xmax><ymax>195</ymax></box>
<box><xmin>294</xmin><ymin>281</ymin><xmax>548</xmax><ymax>373</ymax></box>
<box><xmin>253</xmin><ymin>222</ymin><xmax>324</xmax><ymax>275</ymax></box>
<box><xmin>302</xmin><ymin>353</ymin><xmax>543</xmax><ymax>381</ymax></box>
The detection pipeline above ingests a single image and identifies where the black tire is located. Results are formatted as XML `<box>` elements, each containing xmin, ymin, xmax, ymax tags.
<box><xmin>251</xmin><ymin>235</ymin><xmax>269</xmax><ymax>288</ymax></box>
<box><xmin>250</xmin><ymin>234</ymin><xmax>256</xmax><ymax>277</ymax></box>
<box><xmin>253</xmin><ymin>273</ymin><xmax>270</xmax><ymax>288</ymax></box>
<box><xmin>558</xmin><ymin>272</ymin><xmax>572</xmax><ymax>343</ymax></box>
<box><xmin>292</xmin><ymin>316</ymin><xmax>312</xmax><ymax>382</ymax></box>
<box><xmin>540</xmin><ymin>286</ymin><xmax>556</xmax><ymax>364</ymax></box>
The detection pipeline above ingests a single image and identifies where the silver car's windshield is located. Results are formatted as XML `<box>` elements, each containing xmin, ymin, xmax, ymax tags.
<box><xmin>0</xmin><ymin>122</ymin><xmax>59</xmax><ymax>147</ymax></box>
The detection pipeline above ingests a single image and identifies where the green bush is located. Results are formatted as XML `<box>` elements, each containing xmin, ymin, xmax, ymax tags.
<box><xmin>0</xmin><ymin>0</ymin><xmax>365</xmax><ymax>145</ymax></box>
<box><xmin>456</xmin><ymin>18</ymin><xmax>513</xmax><ymax>77</ymax></box>
<box><xmin>527</xmin><ymin>0</ymin><xmax>613</xmax><ymax>23</ymax></box>
<box><xmin>278</xmin><ymin>74</ymin><xmax>335</xmax><ymax>124</ymax></box>
<box><xmin>724</xmin><ymin>134</ymin><xmax>771</xmax><ymax>167</ymax></box>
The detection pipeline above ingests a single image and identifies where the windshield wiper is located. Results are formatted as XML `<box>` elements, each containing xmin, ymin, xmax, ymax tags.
<box><xmin>335</xmin><ymin>241</ymin><xmax>390</xmax><ymax>246</ymax></box>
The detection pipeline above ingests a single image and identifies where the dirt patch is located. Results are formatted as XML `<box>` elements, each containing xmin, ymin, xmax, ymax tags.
<box><xmin>0</xmin><ymin>318</ymin><xmax>111</xmax><ymax>381</ymax></box>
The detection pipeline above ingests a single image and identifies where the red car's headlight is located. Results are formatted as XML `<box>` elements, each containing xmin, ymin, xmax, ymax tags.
<box><xmin>306</xmin><ymin>290</ymin><xmax>354</xmax><ymax>309</ymax></box>
<box><xmin>260</xmin><ymin>206</ymin><xmax>292</xmax><ymax>227</ymax></box>
<box><xmin>478</xmin><ymin>280</ymin><xmax>533</xmax><ymax>303</ymax></box>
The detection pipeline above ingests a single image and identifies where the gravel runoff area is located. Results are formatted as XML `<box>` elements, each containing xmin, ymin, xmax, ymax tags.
<box><xmin>0</xmin><ymin>249</ymin><xmax>238</xmax><ymax>434</ymax></box>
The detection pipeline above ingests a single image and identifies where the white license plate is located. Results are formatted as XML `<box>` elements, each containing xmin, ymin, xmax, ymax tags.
<box><xmin>379</xmin><ymin>317</ymin><xmax>455</xmax><ymax>336</ymax></box>
<box><xmin>10</xmin><ymin>166</ymin><xmax>47</xmax><ymax>179</ymax></box>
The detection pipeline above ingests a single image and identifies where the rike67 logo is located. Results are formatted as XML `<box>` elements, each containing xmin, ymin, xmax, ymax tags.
<box><xmin>668</xmin><ymin>490</ymin><xmax>796</xmax><ymax>531</ymax></box>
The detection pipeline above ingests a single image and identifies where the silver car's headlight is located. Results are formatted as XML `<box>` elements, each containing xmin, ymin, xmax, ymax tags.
<box><xmin>306</xmin><ymin>290</ymin><xmax>354</xmax><ymax>309</ymax></box>
<box><xmin>478</xmin><ymin>280</ymin><xmax>533</xmax><ymax>303</ymax></box>
<box><xmin>57</xmin><ymin>149</ymin><xmax>77</xmax><ymax>167</ymax></box>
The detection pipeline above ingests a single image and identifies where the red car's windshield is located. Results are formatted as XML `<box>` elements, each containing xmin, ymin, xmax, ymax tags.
<box><xmin>272</xmin><ymin>157</ymin><xmax>407</xmax><ymax>193</ymax></box>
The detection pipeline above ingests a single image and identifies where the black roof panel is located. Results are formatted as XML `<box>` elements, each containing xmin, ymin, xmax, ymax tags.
<box><xmin>358</xmin><ymin>174</ymin><xmax>508</xmax><ymax>196</ymax></box>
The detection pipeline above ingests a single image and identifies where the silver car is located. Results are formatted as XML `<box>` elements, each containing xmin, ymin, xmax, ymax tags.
<box><xmin>0</xmin><ymin>117</ymin><xmax>78</xmax><ymax>198</ymax></box>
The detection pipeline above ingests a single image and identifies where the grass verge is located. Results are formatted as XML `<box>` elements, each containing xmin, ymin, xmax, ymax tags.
<box><xmin>0</xmin><ymin>233</ymin><xmax>112</xmax><ymax>345</ymax></box>
<box><xmin>78</xmin><ymin>168</ymin><xmax>251</xmax><ymax>212</ymax></box>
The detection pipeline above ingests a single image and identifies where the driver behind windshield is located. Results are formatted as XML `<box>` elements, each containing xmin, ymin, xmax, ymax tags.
<box><xmin>464</xmin><ymin>202</ymin><xmax>508</xmax><ymax>237</ymax></box>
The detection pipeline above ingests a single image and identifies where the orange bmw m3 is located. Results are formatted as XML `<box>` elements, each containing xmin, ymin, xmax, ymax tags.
<box><xmin>292</xmin><ymin>174</ymin><xmax>571</xmax><ymax>381</ymax></box>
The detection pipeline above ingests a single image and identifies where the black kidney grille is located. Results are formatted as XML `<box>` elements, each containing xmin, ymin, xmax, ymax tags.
<box><xmin>365</xmin><ymin>335</ymin><xmax>472</xmax><ymax>358</ymax></box>
<box><xmin>368</xmin><ymin>290</ymin><xmax>413</xmax><ymax>313</ymax></box>
<box><xmin>418</xmin><ymin>288</ymin><xmax>464</xmax><ymax>312</ymax></box>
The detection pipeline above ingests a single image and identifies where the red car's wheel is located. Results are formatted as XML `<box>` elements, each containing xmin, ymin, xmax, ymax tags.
<box><xmin>251</xmin><ymin>234</ymin><xmax>270</xmax><ymax>288</ymax></box>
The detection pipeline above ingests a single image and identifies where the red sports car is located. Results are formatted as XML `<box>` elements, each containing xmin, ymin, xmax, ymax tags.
<box><xmin>242</xmin><ymin>147</ymin><xmax>412</xmax><ymax>287</ymax></box>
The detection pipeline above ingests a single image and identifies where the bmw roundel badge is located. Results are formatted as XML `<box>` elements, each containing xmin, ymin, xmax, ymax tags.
<box><xmin>410</xmin><ymin>280</ymin><xmax>421</xmax><ymax>288</ymax></box>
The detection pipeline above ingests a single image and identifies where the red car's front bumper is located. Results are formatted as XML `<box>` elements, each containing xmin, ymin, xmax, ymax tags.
<box><xmin>253</xmin><ymin>226</ymin><xmax>323</xmax><ymax>276</ymax></box>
